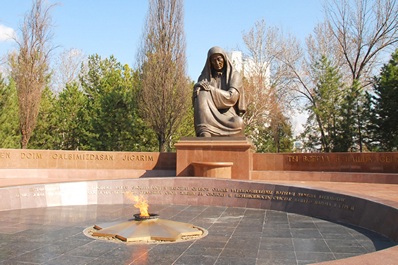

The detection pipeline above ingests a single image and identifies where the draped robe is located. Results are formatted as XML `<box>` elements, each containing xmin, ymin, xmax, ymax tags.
<box><xmin>193</xmin><ymin>47</ymin><xmax>246</xmax><ymax>137</ymax></box>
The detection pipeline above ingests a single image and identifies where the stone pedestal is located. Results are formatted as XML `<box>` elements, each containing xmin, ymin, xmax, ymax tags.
<box><xmin>175</xmin><ymin>137</ymin><xmax>254</xmax><ymax>180</ymax></box>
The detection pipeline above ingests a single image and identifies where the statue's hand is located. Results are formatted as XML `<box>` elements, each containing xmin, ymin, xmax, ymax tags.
<box><xmin>199</xmin><ymin>80</ymin><xmax>210</xmax><ymax>91</ymax></box>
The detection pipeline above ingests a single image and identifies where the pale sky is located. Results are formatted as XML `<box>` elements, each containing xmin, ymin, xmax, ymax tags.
<box><xmin>0</xmin><ymin>0</ymin><xmax>324</xmax><ymax>136</ymax></box>
<box><xmin>0</xmin><ymin>0</ymin><xmax>324</xmax><ymax>79</ymax></box>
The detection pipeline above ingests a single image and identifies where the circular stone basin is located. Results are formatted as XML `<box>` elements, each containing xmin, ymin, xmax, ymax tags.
<box><xmin>85</xmin><ymin>216</ymin><xmax>207</xmax><ymax>243</ymax></box>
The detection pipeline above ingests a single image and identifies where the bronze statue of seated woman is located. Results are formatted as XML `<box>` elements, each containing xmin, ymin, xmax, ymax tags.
<box><xmin>193</xmin><ymin>46</ymin><xmax>246</xmax><ymax>137</ymax></box>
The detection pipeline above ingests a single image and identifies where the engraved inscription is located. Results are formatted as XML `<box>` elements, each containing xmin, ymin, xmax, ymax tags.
<box><xmin>0</xmin><ymin>152</ymin><xmax>11</xmax><ymax>159</ymax></box>
<box><xmin>285</xmin><ymin>154</ymin><xmax>398</xmax><ymax>165</ymax></box>
<box><xmin>14</xmin><ymin>184</ymin><xmax>356</xmax><ymax>212</ymax></box>
<box><xmin>52</xmin><ymin>153</ymin><xmax>114</xmax><ymax>161</ymax></box>
<box><xmin>122</xmin><ymin>154</ymin><xmax>154</xmax><ymax>161</ymax></box>
<box><xmin>21</xmin><ymin>152</ymin><xmax>42</xmax><ymax>159</ymax></box>
<box><xmin>346</xmin><ymin>156</ymin><xmax>373</xmax><ymax>163</ymax></box>
<box><xmin>303</xmin><ymin>155</ymin><xmax>330</xmax><ymax>163</ymax></box>
<box><xmin>119</xmin><ymin>186</ymin><xmax>354</xmax><ymax>211</ymax></box>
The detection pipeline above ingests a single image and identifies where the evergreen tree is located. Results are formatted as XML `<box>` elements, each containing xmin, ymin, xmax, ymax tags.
<box><xmin>302</xmin><ymin>56</ymin><xmax>343</xmax><ymax>152</ymax></box>
<box><xmin>0</xmin><ymin>76</ymin><xmax>20</xmax><ymax>148</ymax></box>
<box><xmin>268</xmin><ymin>110</ymin><xmax>293</xmax><ymax>153</ymax></box>
<box><xmin>363</xmin><ymin>91</ymin><xmax>377</xmax><ymax>150</ymax></box>
<box><xmin>80</xmin><ymin>55</ymin><xmax>157</xmax><ymax>151</ymax></box>
<box><xmin>54</xmin><ymin>82</ymin><xmax>90</xmax><ymax>150</ymax></box>
<box><xmin>335</xmin><ymin>80</ymin><xmax>366</xmax><ymax>152</ymax></box>
<box><xmin>29</xmin><ymin>87</ymin><xmax>58</xmax><ymax>149</ymax></box>
<box><xmin>247</xmin><ymin>110</ymin><xmax>293</xmax><ymax>153</ymax></box>
<box><xmin>300</xmin><ymin>118</ymin><xmax>321</xmax><ymax>152</ymax></box>
<box><xmin>366</xmin><ymin>49</ymin><xmax>398</xmax><ymax>151</ymax></box>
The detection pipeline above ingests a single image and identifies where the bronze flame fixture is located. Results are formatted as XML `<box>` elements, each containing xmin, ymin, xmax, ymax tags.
<box><xmin>90</xmin><ymin>213</ymin><xmax>206</xmax><ymax>243</ymax></box>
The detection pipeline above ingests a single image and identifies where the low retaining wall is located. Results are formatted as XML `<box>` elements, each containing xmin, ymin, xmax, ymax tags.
<box><xmin>1</xmin><ymin>177</ymin><xmax>397</xmax><ymax>243</ymax></box>
<box><xmin>0</xmin><ymin>149</ymin><xmax>175</xmax><ymax>170</ymax></box>
<box><xmin>253</xmin><ymin>153</ymin><xmax>398</xmax><ymax>173</ymax></box>
<box><xmin>2</xmin><ymin>149</ymin><xmax>397</xmax><ymax>174</ymax></box>
<box><xmin>1</xmin><ymin>149</ymin><xmax>397</xmax><ymax>184</ymax></box>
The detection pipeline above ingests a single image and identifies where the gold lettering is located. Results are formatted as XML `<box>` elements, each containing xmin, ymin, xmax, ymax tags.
<box><xmin>297</xmin><ymin>192</ymin><xmax>316</xmax><ymax>198</ymax></box>
<box><xmin>379</xmin><ymin>156</ymin><xmax>392</xmax><ymax>163</ymax></box>
<box><xmin>275</xmin><ymin>191</ymin><xmax>296</xmax><ymax>196</ymax></box>
<box><xmin>52</xmin><ymin>153</ymin><xmax>114</xmax><ymax>161</ymax></box>
<box><xmin>273</xmin><ymin>196</ymin><xmax>293</xmax><ymax>201</ymax></box>
<box><xmin>150</xmin><ymin>185</ymin><xmax>165</xmax><ymax>190</ymax></box>
<box><xmin>206</xmin><ymin>192</ymin><xmax>225</xmax><ymax>197</ymax></box>
<box><xmin>169</xmin><ymin>186</ymin><xmax>188</xmax><ymax>191</ymax></box>
<box><xmin>212</xmin><ymin>188</ymin><xmax>228</xmax><ymax>192</ymax></box>
<box><xmin>230</xmin><ymin>188</ymin><xmax>274</xmax><ymax>195</ymax></box>
<box><xmin>346</xmin><ymin>156</ymin><xmax>372</xmax><ymax>163</ymax></box>
<box><xmin>123</xmin><ymin>154</ymin><xmax>154</xmax><ymax>162</ymax></box>
<box><xmin>139</xmin><ymin>190</ymin><xmax>161</xmax><ymax>195</ymax></box>
<box><xmin>180</xmin><ymin>191</ymin><xmax>196</xmax><ymax>196</ymax></box>
<box><xmin>318</xmin><ymin>195</ymin><xmax>345</xmax><ymax>202</ymax></box>
<box><xmin>303</xmin><ymin>155</ymin><xmax>330</xmax><ymax>163</ymax></box>
<box><xmin>21</xmin><ymin>152</ymin><xmax>42</xmax><ymax>159</ymax></box>
<box><xmin>234</xmin><ymin>194</ymin><xmax>272</xmax><ymax>200</ymax></box>
<box><xmin>287</xmin><ymin>155</ymin><xmax>299</xmax><ymax>162</ymax></box>
<box><xmin>0</xmin><ymin>152</ymin><xmax>11</xmax><ymax>159</ymax></box>
<box><xmin>294</xmin><ymin>198</ymin><xmax>312</xmax><ymax>203</ymax></box>
<box><xmin>315</xmin><ymin>200</ymin><xmax>332</xmax><ymax>207</ymax></box>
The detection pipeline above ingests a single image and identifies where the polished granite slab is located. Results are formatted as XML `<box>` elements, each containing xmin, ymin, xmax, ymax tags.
<box><xmin>0</xmin><ymin>204</ymin><xmax>395</xmax><ymax>265</ymax></box>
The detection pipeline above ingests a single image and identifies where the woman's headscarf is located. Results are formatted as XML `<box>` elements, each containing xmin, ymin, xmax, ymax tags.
<box><xmin>197</xmin><ymin>46</ymin><xmax>246</xmax><ymax>114</ymax></box>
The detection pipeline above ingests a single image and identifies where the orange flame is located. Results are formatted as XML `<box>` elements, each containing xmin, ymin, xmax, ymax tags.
<box><xmin>125</xmin><ymin>192</ymin><xmax>149</xmax><ymax>217</ymax></box>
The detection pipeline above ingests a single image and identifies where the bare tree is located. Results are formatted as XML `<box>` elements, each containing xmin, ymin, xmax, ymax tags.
<box><xmin>298</xmin><ymin>0</ymin><xmax>398</xmax><ymax>103</ymax></box>
<box><xmin>241</xmin><ymin>20</ymin><xmax>298</xmax><ymax>151</ymax></box>
<box><xmin>280</xmin><ymin>0</ymin><xmax>398</xmax><ymax>152</ymax></box>
<box><xmin>51</xmin><ymin>48</ymin><xmax>86</xmax><ymax>93</ymax></box>
<box><xmin>242</xmin><ymin>20</ymin><xmax>295</xmax><ymax>132</ymax></box>
<box><xmin>137</xmin><ymin>0</ymin><xmax>190</xmax><ymax>152</ymax></box>
<box><xmin>284</xmin><ymin>22</ymin><xmax>344</xmax><ymax>104</ymax></box>
<box><xmin>306</xmin><ymin>22</ymin><xmax>345</xmax><ymax>74</ymax></box>
<box><xmin>325</xmin><ymin>0</ymin><xmax>398</xmax><ymax>87</ymax></box>
<box><xmin>10</xmin><ymin>0</ymin><xmax>55</xmax><ymax>148</ymax></box>
<box><xmin>324</xmin><ymin>0</ymin><xmax>398</xmax><ymax>151</ymax></box>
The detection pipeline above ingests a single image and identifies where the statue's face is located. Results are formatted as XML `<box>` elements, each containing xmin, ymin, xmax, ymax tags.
<box><xmin>210</xmin><ymin>54</ymin><xmax>224</xmax><ymax>71</ymax></box>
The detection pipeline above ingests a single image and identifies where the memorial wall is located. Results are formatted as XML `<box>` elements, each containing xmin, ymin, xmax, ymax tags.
<box><xmin>0</xmin><ymin>149</ymin><xmax>175</xmax><ymax>170</ymax></box>
<box><xmin>1</xmin><ymin>149</ymin><xmax>397</xmax><ymax>173</ymax></box>
<box><xmin>253</xmin><ymin>152</ymin><xmax>398</xmax><ymax>173</ymax></box>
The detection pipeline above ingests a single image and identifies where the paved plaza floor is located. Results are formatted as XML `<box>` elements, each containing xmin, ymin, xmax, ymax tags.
<box><xmin>0</xmin><ymin>204</ymin><xmax>396</xmax><ymax>265</ymax></box>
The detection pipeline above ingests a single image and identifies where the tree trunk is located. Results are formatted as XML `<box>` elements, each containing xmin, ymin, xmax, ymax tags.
<box><xmin>21</xmin><ymin>132</ymin><xmax>29</xmax><ymax>149</ymax></box>
<box><xmin>158</xmin><ymin>134</ymin><xmax>166</xmax><ymax>152</ymax></box>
